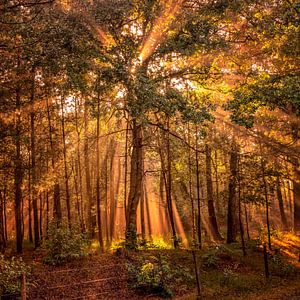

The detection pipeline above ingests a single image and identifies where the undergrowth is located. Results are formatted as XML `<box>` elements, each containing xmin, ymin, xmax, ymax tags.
<box><xmin>0</xmin><ymin>255</ymin><xmax>30</xmax><ymax>295</ymax></box>
<box><xmin>43</xmin><ymin>220</ymin><xmax>89</xmax><ymax>265</ymax></box>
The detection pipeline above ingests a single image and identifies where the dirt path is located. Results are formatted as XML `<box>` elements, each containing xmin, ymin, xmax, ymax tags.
<box><xmin>28</xmin><ymin>254</ymin><xmax>148</xmax><ymax>300</ymax></box>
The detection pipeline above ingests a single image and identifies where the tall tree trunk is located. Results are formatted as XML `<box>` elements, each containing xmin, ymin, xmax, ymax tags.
<box><xmin>109</xmin><ymin>139</ymin><xmax>117</xmax><ymax>242</ymax></box>
<box><xmin>214</xmin><ymin>150</ymin><xmax>221</xmax><ymax>216</ymax></box>
<box><xmin>84</xmin><ymin>100</ymin><xmax>94</xmax><ymax>237</ymax></box>
<box><xmin>0</xmin><ymin>190</ymin><xmax>6</xmax><ymax>253</ymax></box>
<box><xmin>30</xmin><ymin>69</ymin><xmax>39</xmax><ymax>248</ymax></box>
<box><xmin>125</xmin><ymin>120</ymin><xmax>143</xmax><ymax>249</ymax></box>
<box><xmin>14</xmin><ymin>73</ymin><xmax>23</xmax><ymax>253</ymax></box>
<box><xmin>293</xmin><ymin>165</ymin><xmax>300</xmax><ymax>232</ymax></box>
<box><xmin>260</xmin><ymin>155</ymin><xmax>272</xmax><ymax>250</ymax></box>
<box><xmin>104</xmin><ymin>154</ymin><xmax>109</xmax><ymax>243</ymax></box>
<box><xmin>60</xmin><ymin>97</ymin><xmax>71</xmax><ymax>227</ymax></box>
<box><xmin>237</xmin><ymin>156</ymin><xmax>246</xmax><ymax>256</ymax></box>
<box><xmin>74</xmin><ymin>160</ymin><xmax>83</xmax><ymax>231</ymax></box>
<box><xmin>157</xmin><ymin>123</ymin><xmax>178</xmax><ymax>248</ymax></box>
<box><xmin>39</xmin><ymin>193</ymin><xmax>43</xmax><ymax>240</ymax></box>
<box><xmin>187</xmin><ymin>124</ymin><xmax>196</xmax><ymax>243</ymax></box>
<box><xmin>144</xmin><ymin>179</ymin><xmax>152</xmax><ymax>238</ymax></box>
<box><xmin>244</xmin><ymin>203</ymin><xmax>250</xmax><ymax>240</ymax></box>
<box><xmin>74</xmin><ymin>98</ymin><xmax>85</xmax><ymax>232</ymax></box>
<box><xmin>46</xmin><ymin>98</ymin><xmax>62</xmax><ymax>222</ymax></box>
<box><xmin>165</xmin><ymin>120</ymin><xmax>178</xmax><ymax>248</ymax></box>
<box><xmin>27</xmin><ymin>151</ymin><xmax>33</xmax><ymax>243</ymax></box>
<box><xmin>96</xmin><ymin>96</ymin><xmax>104</xmax><ymax>251</ymax></box>
<box><xmin>140</xmin><ymin>150</ymin><xmax>146</xmax><ymax>242</ymax></box>
<box><xmin>124</xmin><ymin>122</ymin><xmax>129</xmax><ymax>221</ymax></box>
<box><xmin>227</xmin><ymin>144</ymin><xmax>238</xmax><ymax>244</ymax></box>
<box><xmin>195</xmin><ymin>128</ymin><xmax>202</xmax><ymax>249</ymax></box>
<box><xmin>205</xmin><ymin>144</ymin><xmax>222</xmax><ymax>240</ymax></box>
<box><xmin>3</xmin><ymin>185</ymin><xmax>7</xmax><ymax>242</ymax></box>
<box><xmin>276</xmin><ymin>176</ymin><xmax>288</xmax><ymax>230</ymax></box>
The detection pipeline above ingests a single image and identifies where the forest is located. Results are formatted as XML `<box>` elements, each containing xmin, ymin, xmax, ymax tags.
<box><xmin>0</xmin><ymin>0</ymin><xmax>299</xmax><ymax>299</ymax></box>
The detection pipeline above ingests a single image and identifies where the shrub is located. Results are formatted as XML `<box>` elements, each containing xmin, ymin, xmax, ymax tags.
<box><xmin>269</xmin><ymin>252</ymin><xmax>296</xmax><ymax>277</ymax></box>
<box><xmin>44</xmin><ymin>221</ymin><xmax>88</xmax><ymax>265</ymax></box>
<box><xmin>202</xmin><ymin>245</ymin><xmax>233</xmax><ymax>269</ymax></box>
<box><xmin>127</xmin><ymin>255</ymin><xmax>175</xmax><ymax>298</ymax></box>
<box><xmin>141</xmin><ymin>237</ymin><xmax>172</xmax><ymax>250</ymax></box>
<box><xmin>0</xmin><ymin>255</ymin><xmax>30</xmax><ymax>295</ymax></box>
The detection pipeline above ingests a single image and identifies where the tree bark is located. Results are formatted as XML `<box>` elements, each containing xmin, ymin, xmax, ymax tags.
<box><xmin>293</xmin><ymin>165</ymin><xmax>300</xmax><ymax>232</ymax></box>
<box><xmin>260</xmin><ymin>155</ymin><xmax>272</xmax><ymax>250</ymax></box>
<box><xmin>30</xmin><ymin>69</ymin><xmax>39</xmax><ymax>248</ymax></box>
<box><xmin>14</xmin><ymin>75</ymin><xmax>23</xmax><ymax>253</ymax></box>
<box><xmin>205</xmin><ymin>144</ymin><xmax>222</xmax><ymax>240</ymax></box>
<box><xmin>195</xmin><ymin>128</ymin><xmax>202</xmax><ymax>249</ymax></box>
<box><xmin>276</xmin><ymin>176</ymin><xmax>288</xmax><ymax>230</ymax></box>
<box><xmin>60</xmin><ymin>97</ymin><xmax>71</xmax><ymax>227</ymax></box>
<box><xmin>0</xmin><ymin>190</ymin><xmax>6</xmax><ymax>253</ymax></box>
<box><xmin>96</xmin><ymin>94</ymin><xmax>104</xmax><ymax>251</ymax></box>
<box><xmin>227</xmin><ymin>144</ymin><xmax>238</xmax><ymax>244</ymax></box>
<box><xmin>125</xmin><ymin>120</ymin><xmax>143</xmax><ymax>249</ymax></box>
<box><xmin>84</xmin><ymin>100</ymin><xmax>94</xmax><ymax>237</ymax></box>
<box><xmin>188</xmin><ymin>124</ymin><xmax>196</xmax><ymax>242</ymax></box>
<box><xmin>46</xmin><ymin>98</ymin><xmax>62</xmax><ymax>222</ymax></box>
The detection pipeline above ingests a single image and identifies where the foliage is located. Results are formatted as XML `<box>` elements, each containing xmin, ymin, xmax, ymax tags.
<box><xmin>127</xmin><ymin>254</ymin><xmax>194</xmax><ymax>298</ymax></box>
<box><xmin>0</xmin><ymin>255</ymin><xmax>30</xmax><ymax>295</ymax></box>
<box><xmin>202</xmin><ymin>245</ymin><xmax>233</xmax><ymax>269</ymax></box>
<box><xmin>217</xmin><ymin>271</ymin><xmax>263</xmax><ymax>293</ymax></box>
<box><xmin>43</xmin><ymin>221</ymin><xmax>88</xmax><ymax>266</ymax></box>
<box><xmin>142</xmin><ymin>237</ymin><xmax>173</xmax><ymax>250</ymax></box>
<box><xmin>269</xmin><ymin>252</ymin><xmax>296</xmax><ymax>277</ymax></box>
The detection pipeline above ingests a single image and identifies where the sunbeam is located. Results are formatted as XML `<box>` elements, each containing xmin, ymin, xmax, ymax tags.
<box><xmin>138</xmin><ymin>0</ymin><xmax>185</xmax><ymax>63</ymax></box>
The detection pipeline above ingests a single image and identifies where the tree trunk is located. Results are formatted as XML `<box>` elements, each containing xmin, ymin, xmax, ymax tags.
<box><xmin>195</xmin><ymin>128</ymin><xmax>202</xmax><ymax>249</ymax></box>
<box><xmin>96</xmin><ymin>94</ymin><xmax>104</xmax><ymax>251</ymax></box>
<box><xmin>39</xmin><ymin>193</ymin><xmax>43</xmax><ymax>240</ymax></box>
<box><xmin>60</xmin><ymin>97</ymin><xmax>71</xmax><ymax>227</ymax></box>
<box><xmin>124</xmin><ymin>122</ymin><xmax>129</xmax><ymax>221</ymax></box>
<box><xmin>140</xmin><ymin>151</ymin><xmax>146</xmax><ymax>242</ymax></box>
<box><xmin>227</xmin><ymin>144</ymin><xmax>238</xmax><ymax>244</ymax></box>
<box><xmin>276</xmin><ymin>176</ymin><xmax>288</xmax><ymax>230</ymax></box>
<box><xmin>214</xmin><ymin>150</ymin><xmax>221</xmax><ymax>216</ymax></box>
<box><xmin>205</xmin><ymin>144</ymin><xmax>222</xmax><ymax>240</ymax></box>
<box><xmin>84</xmin><ymin>100</ymin><xmax>94</xmax><ymax>237</ymax></box>
<box><xmin>188</xmin><ymin>124</ymin><xmax>196</xmax><ymax>242</ymax></box>
<box><xmin>244</xmin><ymin>203</ymin><xmax>250</xmax><ymax>240</ymax></box>
<box><xmin>30</xmin><ymin>69</ymin><xmax>39</xmax><ymax>248</ymax></box>
<box><xmin>46</xmin><ymin>97</ymin><xmax>62</xmax><ymax>222</ymax></box>
<box><xmin>74</xmin><ymin>98</ymin><xmax>85</xmax><ymax>232</ymax></box>
<box><xmin>294</xmin><ymin>165</ymin><xmax>300</xmax><ymax>232</ymax></box>
<box><xmin>125</xmin><ymin>120</ymin><xmax>143</xmax><ymax>249</ymax></box>
<box><xmin>0</xmin><ymin>190</ymin><xmax>6</xmax><ymax>253</ymax></box>
<box><xmin>260</xmin><ymin>155</ymin><xmax>272</xmax><ymax>250</ymax></box>
<box><xmin>165</xmin><ymin>120</ymin><xmax>178</xmax><ymax>248</ymax></box>
<box><xmin>144</xmin><ymin>180</ymin><xmax>152</xmax><ymax>238</ymax></box>
<box><xmin>109</xmin><ymin>139</ymin><xmax>117</xmax><ymax>242</ymax></box>
<box><xmin>27</xmin><ymin>151</ymin><xmax>33</xmax><ymax>243</ymax></box>
<box><xmin>14</xmin><ymin>77</ymin><xmax>23</xmax><ymax>253</ymax></box>
<box><xmin>237</xmin><ymin>156</ymin><xmax>246</xmax><ymax>256</ymax></box>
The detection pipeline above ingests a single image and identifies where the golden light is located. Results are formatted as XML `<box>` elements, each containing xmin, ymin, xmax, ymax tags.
<box><xmin>138</xmin><ymin>0</ymin><xmax>185</xmax><ymax>63</ymax></box>
<box><xmin>57</xmin><ymin>0</ymin><xmax>116</xmax><ymax>49</ymax></box>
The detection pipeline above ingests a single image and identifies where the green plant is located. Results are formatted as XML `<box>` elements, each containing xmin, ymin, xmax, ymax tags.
<box><xmin>43</xmin><ymin>221</ymin><xmax>88</xmax><ymax>265</ymax></box>
<box><xmin>140</xmin><ymin>237</ymin><xmax>173</xmax><ymax>250</ymax></box>
<box><xmin>202</xmin><ymin>245</ymin><xmax>233</xmax><ymax>269</ymax></box>
<box><xmin>0</xmin><ymin>255</ymin><xmax>30</xmax><ymax>295</ymax></box>
<box><xmin>127</xmin><ymin>255</ymin><xmax>174</xmax><ymax>298</ymax></box>
<box><xmin>269</xmin><ymin>252</ymin><xmax>296</xmax><ymax>277</ymax></box>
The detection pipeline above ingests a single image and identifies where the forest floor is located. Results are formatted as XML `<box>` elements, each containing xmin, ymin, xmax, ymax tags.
<box><xmin>5</xmin><ymin>233</ymin><xmax>300</xmax><ymax>299</ymax></box>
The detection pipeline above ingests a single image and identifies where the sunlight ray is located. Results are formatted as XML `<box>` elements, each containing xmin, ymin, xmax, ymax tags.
<box><xmin>138</xmin><ymin>0</ymin><xmax>185</xmax><ymax>63</ymax></box>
